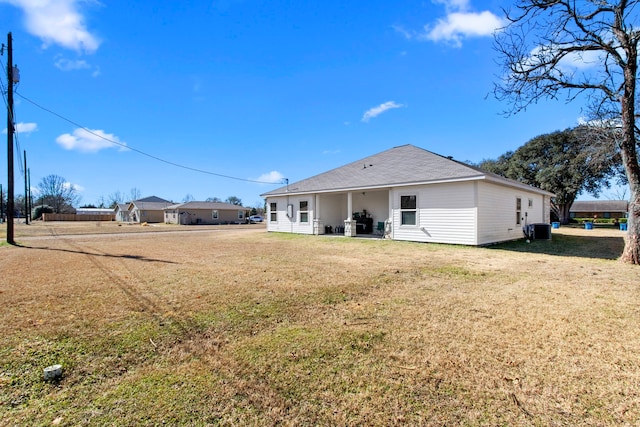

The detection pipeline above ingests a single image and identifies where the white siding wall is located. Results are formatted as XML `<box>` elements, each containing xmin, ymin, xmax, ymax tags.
<box><xmin>390</xmin><ymin>183</ymin><xmax>478</xmax><ymax>245</ymax></box>
<box><xmin>268</xmin><ymin>181</ymin><xmax>549</xmax><ymax>245</ymax></box>
<box><xmin>476</xmin><ymin>181</ymin><xmax>547</xmax><ymax>245</ymax></box>
<box><xmin>266</xmin><ymin>195</ymin><xmax>315</xmax><ymax>235</ymax></box>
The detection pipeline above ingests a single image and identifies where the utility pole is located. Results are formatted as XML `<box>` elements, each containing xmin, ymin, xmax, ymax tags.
<box><xmin>5</xmin><ymin>32</ymin><xmax>15</xmax><ymax>244</ymax></box>
<box><xmin>0</xmin><ymin>183</ymin><xmax>3</xmax><ymax>223</ymax></box>
<box><xmin>24</xmin><ymin>150</ymin><xmax>28</xmax><ymax>224</ymax></box>
<box><xmin>27</xmin><ymin>168</ymin><xmax>31</xmax><ymax>222</ymax></box>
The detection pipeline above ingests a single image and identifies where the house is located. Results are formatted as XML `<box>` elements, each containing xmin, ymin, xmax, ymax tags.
<box><xmin>164</xmin><ymin>201</ymin><xmax>248</xmax><ymax>225</ymax></box>
<box><xmin>114</xmin><ymin>203</ymin><xmax>131</xmax><ymax>222</ymax></box>
<box><xmin>128</xmin><ymin>196</ymin><xmax>173</xmax><ymax>223</ymax></box>
<box><xmin>260</xmin><ymin>145</ymin><xmax>554</xmax><ymax>246</ymax></box>
<box><xmin>569</xmin><ymin>200</ymin><xmax>629</xmax><ymax>220</ymax></box>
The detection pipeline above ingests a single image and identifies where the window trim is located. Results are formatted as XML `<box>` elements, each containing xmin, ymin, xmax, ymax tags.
<box><xmin>212</xmin><ymin>210</ymin><xmax>219</xmax><ymax>220</ymax></box>
<box><xmin>400</xmin><ymin>194</ymin><xmax>418</xmax><ymax>226</ymax></box>
<box><xmin>516</xmin><ymin>197</ymin><xmax>522</xmax><ymax>225</ymax></box>
<box><xmin>299</xmin><ymin>200</ymin><xmax>309</xmax><ymax>223</ymax></box>
<box><xmin>238</xmin><ymin>210</ymin><xmax>244</xmax><ymax>220</ymax></box>
<box><xmin>269</xmin><ymin>202</ymin><xmax>277</xmax><ymax>222</ymax></box>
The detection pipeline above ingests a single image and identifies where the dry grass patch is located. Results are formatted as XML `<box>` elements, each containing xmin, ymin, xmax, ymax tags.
<box><xmin>1</xmin><ymin>223</ymin><xmax>639</xmax><ymax>425</ymax></box>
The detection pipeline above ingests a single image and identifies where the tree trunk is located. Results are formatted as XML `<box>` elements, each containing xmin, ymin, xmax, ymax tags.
<box><xmin>618</xmin><ymin>41</ymin><xmax>640</xmax><ymax>264</ymax></box>
<box><xmin>622</xmin><ymin>190</ymin><xmax>640</xmax><ymax>264</ymax></box>
<box><xmin>558</xmin><ymin>203</ymin><xmax>572</xmax><ymax>225</ymax></box>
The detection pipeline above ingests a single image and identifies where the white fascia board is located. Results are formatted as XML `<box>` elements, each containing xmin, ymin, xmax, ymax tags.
<box><xmin>267</xmin><ymin>175</ymin><xmax>486</xmax><ymax>197</ymax></box>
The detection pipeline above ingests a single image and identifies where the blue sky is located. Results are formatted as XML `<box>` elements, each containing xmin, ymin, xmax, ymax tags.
<box><xmin>0</xmin><ymin>0</ymin><xmax>605</xmax><ymax>208</ymax></box>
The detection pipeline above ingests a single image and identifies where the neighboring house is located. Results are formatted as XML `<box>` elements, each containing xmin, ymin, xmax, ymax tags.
<box><xmin>114</xmin><ymin>203</ymin><xmax>131</xmax><ymax>222</ymax></box>
<box><xmin>569</xmin><ymin>200</ymin><xmax>629</xmax><ymax>220</ymax></box>
<box><xmin>128</xmin><ymin>196</ymin><xmax>173</xmax><ymax>223</ymax></box>
<box><xmin>260</xmin><ymin>145</ymin><xmax>554</xmax><ymax>246</ymax></box>
<box><xmin>164</xmin><ymin>201</ymin><xmax>247</xmax><ymax>225</ymax></box>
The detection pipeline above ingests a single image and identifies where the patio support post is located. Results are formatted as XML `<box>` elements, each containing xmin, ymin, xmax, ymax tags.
<box><xmin>344</xmin><ymin>191</ymin><xmax>356</xmax><ymax>237</ymax></box>
<box><xmin>313</xmin><ymin>194</ymin><xmax>324</xmax><ymax>235</ymax></box>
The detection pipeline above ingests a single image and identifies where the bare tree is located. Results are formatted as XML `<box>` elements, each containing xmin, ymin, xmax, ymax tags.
<box><xmin>107</xmin><ymin>191</ymin><xmax>125</xmax><ymax>208</ymax></box>
<box><xmin>35</xmin><ymin>174</ymin><xmax>80</xmax><ymax>213</ymax></box>
<box><xmin>607</xmin><ymin>187</ymin><xmax>629</xmax><ymax>200</ymax></box>
<box><xmin>129</xmin><ymin>187</ymin><xmax>141</xmax><ymax>202</ymax></box>
<box><xmin>225</xmin><ymin>196</ymin><xmax>242</xmax><ymax>206</ymax></box>
<box><xmin>494</xmin><ymin>0</ymin><xmax>640</xmax><ymax>264</ymax></box>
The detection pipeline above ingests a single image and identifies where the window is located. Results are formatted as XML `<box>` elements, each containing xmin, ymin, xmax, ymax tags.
<box><xmin>299</xmin><ymin>201</ymin><xmax>309</xmax><ymax>223</ymax></box>
<box><xmin>270</xmin><ymin>202</ymin><xmax>277</xmax><ymax>222</ymax></box>
<box><xmin>212</xmin><ymin>210</ymin><xmax>219</xmax><ymax>219</ymax></box>
<box><xmin>516</xmin><ymin>197</ymin><xmax>522</xmax><ymax>225</ymax></box>
<box><xmin>238</xmin><ymin>210</ymin><xmax>244</xmax><ymax>220</ymax></box>
<box><xmin>400</xmin><ymin>195</ymin><xmax>417</xmax><ymax>226</ymax></box>
<box><xmin>528</xmin><ymin>199</ymin><xmax>533</xmax><ymax>208</ymax></box>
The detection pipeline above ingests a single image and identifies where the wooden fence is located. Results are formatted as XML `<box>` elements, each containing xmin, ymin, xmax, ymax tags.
<box><xmin>42</xmin><ymin>213</ymin><xmax>115</xmax><ymax>222</ymax></box>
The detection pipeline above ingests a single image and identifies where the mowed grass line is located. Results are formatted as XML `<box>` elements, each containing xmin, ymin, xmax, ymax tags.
<box><xmin>1</xmin><ymin>225</ymin><xmax>639</xmax><ymax>425</ymax></box>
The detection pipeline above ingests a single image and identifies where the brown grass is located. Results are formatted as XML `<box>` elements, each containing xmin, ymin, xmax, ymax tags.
<box><xmin>1</xmin><ymin>221</ymin><xmax>639</xmax><ymax>426</ymax></box>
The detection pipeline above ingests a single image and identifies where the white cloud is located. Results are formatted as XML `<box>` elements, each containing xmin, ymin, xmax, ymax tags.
<box><xmin>54</xmin><ymin>56</ymin><xmax>100</xmax><ymax>76</ymax></box>
<box><xmin>398</xmin><ymin>0</ymin><xmax>504</xmax><ymax>47</ymax></box>
<box><xmin>256</xmin><ymin>171</ymin><xmax>285</xmax><ymax>184</ymax></box>
<box><xmin>54</xmin><ymin>57</ymin><xmax>91</xmax><ymax>71</ymax></box>
<box><xmin>362</xmin><ymin>101</ymin><xmax>404</xmax><ymax>122</ymax></box>
<box><xmin>558</xmin><ymin>49</ymin><xmax>603</xmax><ymax>71</ymax></box>
<box><xmin>2</xmin><ymin>121</ymin><xmax>38</xmax><ymax>134</ymax></box>
<box><xmin>16</xmin><ymin>122</ymin><xmax>38</xmax><ymax>133</ymax></box>
<box><xmin>3</xmin><ymin>0</ymin><xmax>100</xmax><ymax>53</ymax></box>
<box><xmin>516</xmin><ymin>44</ymin><xmax>604</xmax><ymax>81</ymax></box>
<box><xmin>392</xmin><ymin>24</ymin><xmax>414</xmax><ymax>40</ymax></box>
<box><xmin>64</xmin><ymin>181</ymin><xmax>84</xmax><ymax>193</ymax></box>
<box><xmin>433</xmin><ymin>0</ymin><xmax>471</xmax><ymax>13</ymax></box>
<box><xmin>56</xmin><ymin>128</ymin><xmax>128</xmax><ymax>153</ymax></box>
<box><xmin>425</xmin><ymin>11</ymin><xmax>504</xmax><ymax>46</ymax></box>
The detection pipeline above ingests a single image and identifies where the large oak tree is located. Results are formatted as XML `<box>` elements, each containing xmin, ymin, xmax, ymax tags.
<box><xmin>479</xmin><ymin>128</ymin><xmax>621</xmax><ymax>224</ymax></box>
<box><xmin>494</xmin><ymin>0</ymin><xmax>640</xmax><ymax>264</ymax></box>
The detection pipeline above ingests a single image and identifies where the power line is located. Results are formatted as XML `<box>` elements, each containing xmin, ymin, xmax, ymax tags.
<box><xmin>15</xmin><ymin>90</ymin><xmax>286</xmax><ymax>185</ymax></box>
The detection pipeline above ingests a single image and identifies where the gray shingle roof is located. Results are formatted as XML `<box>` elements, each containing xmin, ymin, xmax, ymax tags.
<box><xmin>135</xmin><ymin>196</ymin><xmax>172</xmax><ymax>203</ymax></box>
<box><xmin>261</xmin><ymin>144</ymin><xmax>550</xmax><ymax>196</ymax></box>
<box><xmin>130</xmin><ymin>201</ymin><xmax>174</xmax><ymax>210</ymax></box>
<box><xmin>165</xmin><ymin>201</ymin><xmax>245</xmax><ymax>210</ymax></box>
<box><xmin>570</xmin><ymin>200</ymin><xmax>629</xmax><ymax>212</ymax></box>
